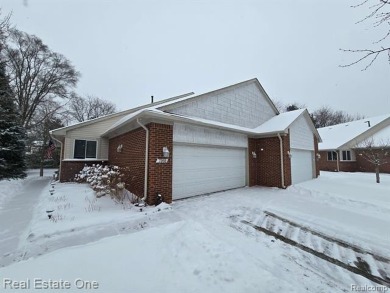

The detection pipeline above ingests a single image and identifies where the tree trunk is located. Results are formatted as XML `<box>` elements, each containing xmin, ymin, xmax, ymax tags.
<box><xmin>375</xmin><ymin>165</ymin><xmax>380</xmax><ymax>183</ymax></box>
<box><xmin>40</xmin><ymin>146</ymin><xmax>45</xmax><ymax>177</ymax></box>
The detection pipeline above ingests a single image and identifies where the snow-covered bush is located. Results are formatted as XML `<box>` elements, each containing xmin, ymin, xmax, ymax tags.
<box><xmin>75</xmin><ymin>164</ymin><xmax>138</xmax><ymax>203</ymax></box>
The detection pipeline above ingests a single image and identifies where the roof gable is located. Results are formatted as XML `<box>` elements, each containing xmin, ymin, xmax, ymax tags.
<box><xmin>159</xmin><ymin>78</ymin><xmax>279</xmax><ymax>128</ymax></box>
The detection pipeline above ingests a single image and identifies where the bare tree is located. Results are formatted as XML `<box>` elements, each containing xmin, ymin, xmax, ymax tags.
<box><xmin>312</xmin><ymin>106</ymin><xmax>365</xmax><ymax>128</ymax></box>
<box><xmin>355</xmin><ymin>138</ymin><xmax>390</xmax><ymax>183</ymax></box>
<box><xmin>341</xmin><ymin>0</ymin><xmax>390</xmax><ymax>70</ymax></box>
<box><xmin>28</xmin><ymin>99</ymin><xmax>66</xmax><ymax>176</ymax></box>
<box><xmin>0</xmin><ymin>11</ymin><xmax>11</xmax><ymax>53</ymax></box>
<box><xmin>3</xmin><ymin>29</ymin><xmax>79</xmax><ymax>128</ymax></box>
<box><xmin>68</xmin><ymin>94</ymin><xmax>116</xmax><ymax>122</ymax></box>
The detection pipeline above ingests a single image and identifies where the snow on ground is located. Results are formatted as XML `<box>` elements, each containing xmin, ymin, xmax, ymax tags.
<box><xmin>0</xmin><ymin>171</ymin><xmax>389</xmax><ymax>292</ymax></box>
<box><xmin>0</xmin><ymin>179</ymin><xmax>23</xmax><ymax>209</ymax></box>
<box><xmin>0</xmin><ymin>170</ymin><xmax>40</xmax><ymax>209</ymax></box>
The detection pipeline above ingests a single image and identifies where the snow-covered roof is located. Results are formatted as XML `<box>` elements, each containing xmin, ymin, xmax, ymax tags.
<box><xmin>50</xmin><ymin>92</ymin><xmax>194</xmax><ymax>136</ymax></box>
<box><xmin>253</xmin><ymin>109</ymin><xmax>306</xmax><ymax>134</ymax></box>
<box><xmin>102</xmin><ymin>108</ymin><xmax>319</xmax><ymax>139</ymax></box>
<box><xmin>318</xmin><ymin>114</ymin><xmax>390</xmax><ymax>150</ymax></box>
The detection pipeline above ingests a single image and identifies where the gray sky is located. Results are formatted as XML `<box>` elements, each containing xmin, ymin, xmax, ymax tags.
<box><xmin>2</xmin><ymin>0</ymin><xmax>390</xmax><ymax>117</ymax></box>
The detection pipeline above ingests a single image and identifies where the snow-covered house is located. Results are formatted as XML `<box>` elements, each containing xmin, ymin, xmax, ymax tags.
<box><xmin>317</xmin><ymin>114</ymin><xmax>390</xmax><ymax>173</ymax></box>
<box><xmin>50</xmin><ymin>78</ymin><xmax>321</xmax><ymax>205</ymax></box>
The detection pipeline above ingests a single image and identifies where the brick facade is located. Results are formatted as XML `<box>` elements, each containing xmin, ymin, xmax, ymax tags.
<box><xmin>109</xmin><ymin>127</ymin><xmax>147</xmax><ymax>200</ymax></box>
<box><xmin>355</xmin><ymin>148</ymin><xmax>390</xmax><ymax>173</ymax></box>
<box><xmin>147</xmin><ymin>123</ymin><xmax>173</xmax><ymax>205</ymax></box>
<box><xmin>108</xmin><ymin>123</ymin><xmax>173</xmax><ymax>206</ymax></box>
<box><xmin>249</xmin><ymin>134</ymin><xmax>291</xmax><ymax>188</ymax></box>
<box><xmin>318</xmin><ymin>149</ymin><xmax>390</xmax><ymax>173</ymax></box>
<box><xmin>60</xmin><ymin>160</ymin><xmax>107</xmax><ymax>182</ymax></box>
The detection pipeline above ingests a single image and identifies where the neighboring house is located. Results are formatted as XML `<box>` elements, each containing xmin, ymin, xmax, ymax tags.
<box><xmin>50</xmin><ymin>78</ymin><xmax>321</xmax><ymax>205</ymax></box>
<box><xmin>317</xmin><ymin>114</ymin><xmax>390</xmax><ymax>173</ymax></box>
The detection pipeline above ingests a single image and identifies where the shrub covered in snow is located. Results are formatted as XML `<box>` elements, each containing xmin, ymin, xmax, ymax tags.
<box><xmin>75</xmin><ymin>164</ymin><xmax>138</xmax><ymax>203</ymax></box>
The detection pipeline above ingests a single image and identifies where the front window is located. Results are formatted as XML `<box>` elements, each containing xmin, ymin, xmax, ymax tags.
<box><xmin>342</xmin><ymin>150</ymin><xmax>352</xmax><ymax>161</ymax></box>
<box><xmin>327</xmin><ymin>151</ymin><xmax>337</xmax><ymax>161</ymax></box>
<box><xmin>74</xmin><ymin>140</ymin><xmax>97</xmax><ymax>159</ymax></box>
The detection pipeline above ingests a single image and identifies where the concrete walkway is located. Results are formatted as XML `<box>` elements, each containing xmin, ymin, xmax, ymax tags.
<box><xmin>0</xmin><ymin>170</ymin><xmax>52</xmax><ymax>267</ymax></box>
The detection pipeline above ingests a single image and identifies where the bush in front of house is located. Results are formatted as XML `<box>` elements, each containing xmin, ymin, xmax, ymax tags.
<box><xmin>75</xmin><ymin>164</ymin><xmax>138</xmax><ymax>203</ymax></box>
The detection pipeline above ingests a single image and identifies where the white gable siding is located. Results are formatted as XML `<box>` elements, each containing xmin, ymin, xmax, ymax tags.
<box><xmin>168</xmin><ymin>83</ymin><xmax>276</xmax><ymax>128</ymax></box>
<box><xmin>173</xmin><ymin>123</ymin><xmax>248</xmax><ymax>148</ymax></box>
<box><xmin>63</xmin><ymin>116</ymin><xmax>124</xmax><ymax>160</ymax></box>
<box><xmin>289</xmin><ymin>115</ymin><xmax>315</xmax><ymax>150</ymax></box>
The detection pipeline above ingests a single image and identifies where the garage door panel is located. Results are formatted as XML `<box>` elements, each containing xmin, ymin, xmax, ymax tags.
<box><xmin>291</xmin><ymin>149</ymin><xmax>314</xmax><ymax>184</ymax></box>
<box><xmin>173</xmin><ymin>145</ymin><xmax>246</xmax><ymax>199</ymax></box>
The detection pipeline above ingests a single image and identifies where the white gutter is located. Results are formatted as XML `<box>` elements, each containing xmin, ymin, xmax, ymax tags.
<box><xmin>277</xmin><ymin>133</ymin><xmax>286</xmax><ymax>188</ymax></box>
<box><xmin>137</xmin><ymin>119</ymin><xmax>149</xmax><ymax>202</ymax></box>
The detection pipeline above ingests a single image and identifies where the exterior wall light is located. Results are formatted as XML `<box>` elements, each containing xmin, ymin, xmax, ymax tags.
<box><xmin>251</xmin><ymin>151</ymin><xmax>257</xmax><ymax>158</ymax></box>
<box><xmin>316</xmin><ymin>153</ymin><xmax>321</xmax><ymax>160</ymax></box>
<box><xmin>117</xmin><ymin>144</ymin><xmax>123</xmax><ymax>153</ymax></box>
<box><xmin>163</xmin><ymin>146</ymin><xmax>170</xmax><ymax>158</ymax></box>
<box><xmin>287</xmin><ymin>151</ymin><xmax>292</xmax><ymax>158</ymax></box>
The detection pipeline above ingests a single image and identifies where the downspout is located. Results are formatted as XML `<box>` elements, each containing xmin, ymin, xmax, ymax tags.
<box><xmin>137</xmin><ymin>119</ymin><xmax>149</xmax><ymax>202</ymax></box>
<box><xmin>277</xmin><ymin>133</ymin><xmax>286</xmax><ymax>189</ymax></box>
<box><xmin>51</xmin><ymin>135</ymin><xmax>63</xmax><ymax>181</ymax></box>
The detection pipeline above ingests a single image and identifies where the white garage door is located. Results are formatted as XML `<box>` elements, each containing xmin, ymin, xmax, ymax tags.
<box><xmin>291</xmin><ymin>149</ymin><xmax>314</xmax><ymax>184</ymax></box>
<box><xmin>173</xmin><ymin>145</ymin><xmax>246</xmax><ymax>199</ymax></box>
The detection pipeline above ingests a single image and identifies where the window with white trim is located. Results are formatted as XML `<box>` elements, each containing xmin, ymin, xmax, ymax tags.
<box><xmin>74</xmin><ymin>140</ymin><xmax>97</xmax><ymax>159</ymax></box>
<box><xmin>327</xmin><ymin>151</ymin><xmax>337</xmax><ymax>161</ymax></box>
<box><xmin>341</xmin><ymin>150</ymin><xmax>352</xmax><ymax>161</ymax></box>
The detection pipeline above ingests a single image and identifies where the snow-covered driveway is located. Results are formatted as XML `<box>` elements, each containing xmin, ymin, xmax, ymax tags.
<box><xmin>0</xmin><ymin>171</ymin><xmax>389</xmax><ymax>292</ymax></box>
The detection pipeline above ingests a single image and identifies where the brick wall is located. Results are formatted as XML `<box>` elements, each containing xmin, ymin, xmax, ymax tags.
<box><xmin>318</xmin><ymin>151</ymin><xmax>338</xmax><ymax>172</ymax></box>
<box><xmin>60</xmin><ymin>160</ymin><xmax>107</xmax><ymax>182</ymax></box>
<box><xmin>355</xmin><ymin>148</ymin><xmax>390</xmax><ymax>173</ymax></box>
<box><xmin>317</xmin><ymin>151</ymin><xmax>357</xmax><ymax>172</ymax></box>
<box><xmin>249</xmin><ymin>134</ymin><xmax>291</xmax><ymax>188</ymax></box>
<box><xmin>109</xmin><ymin>127</ymin><xmax>146</xmax><ymax>199</ymax></box>
<box><xmin>108</xmin><ymin>123</ymin><xmax>173</xmax><ymax>206</ymax></box>
<box><xmin>318</xmin><ymin>149</ymin><xmax>390</xmax><ymax>173</ymax></box>
<box><xmin>147</xmin><ymin>123</ymin><xmax>173</xmax><ymax>205</ymax></box>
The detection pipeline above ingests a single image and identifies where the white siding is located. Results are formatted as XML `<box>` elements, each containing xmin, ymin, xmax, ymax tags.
<box><xmin>173</xmin><ymin>123</ymin><xmax>248</xmax><ymax>148</ymax></box>
<box><xmin>289</xmin><ymin>115</ymin><xmax>315</xmax><ymax>150</ymax></box>
<box><xmin>63</xmin><ymin>116</ymin><xmax>124</xmax><ymax>160</ymax></box>
<box><xmin>168</xmin><ymin>82</ymin><xmax>276</xmax><ymax>128</ymax></box>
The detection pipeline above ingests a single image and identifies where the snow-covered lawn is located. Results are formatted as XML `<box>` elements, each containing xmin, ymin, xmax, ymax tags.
<box><xmin>0</xmin><ymin>171</ymin><xmax>389</xmax><ymax>292</ymax></box>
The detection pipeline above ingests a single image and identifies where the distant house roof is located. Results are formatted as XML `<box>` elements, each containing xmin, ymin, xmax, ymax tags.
<box><xmin>317</xmin><ymin>114</ymin><xmax>390</xmax><ymax>150</ymax></box>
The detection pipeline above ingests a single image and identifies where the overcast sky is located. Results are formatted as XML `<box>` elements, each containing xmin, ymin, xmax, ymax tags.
<box><xmin>2</xmin><ymin>0</ymin><xmax>390</xmax><ymax>117</ymax></box>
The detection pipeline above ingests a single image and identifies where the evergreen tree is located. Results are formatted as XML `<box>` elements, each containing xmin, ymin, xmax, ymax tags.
<box><xmin>0</xmin><ymin>63</ymin><xmax>27</xmax><ymax>179</ymax></box>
